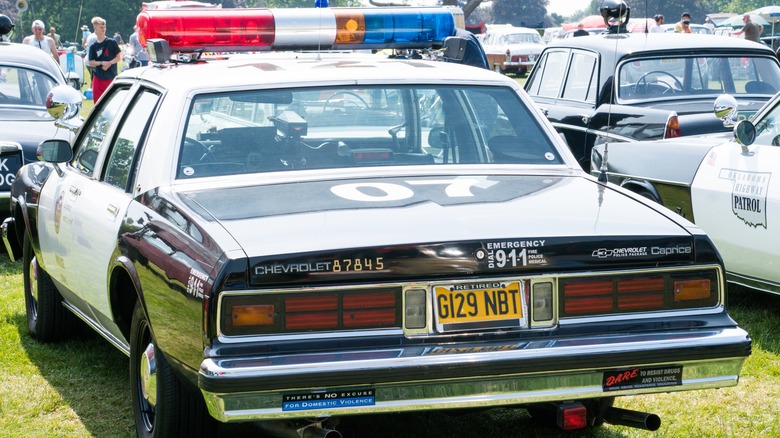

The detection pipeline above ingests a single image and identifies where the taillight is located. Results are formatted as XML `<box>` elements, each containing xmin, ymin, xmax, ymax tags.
<box><xmin>560</xmin><ymin>270</ymin><xmax>718</xmax><ymax>318</ymax></box>
<box><xmin>557</xmin><ymin>403</ymin><xmax>588</xmax><ymax>431</ymax></box>
<box><xmin>221</xmin><ymin>288</ymin><xmax>400</xmax><ymax>336</ymax></box>
<box><xmin>665</xmin><ymin>115</ymin><xmax>680</xmax><ymax>138</ymax></box>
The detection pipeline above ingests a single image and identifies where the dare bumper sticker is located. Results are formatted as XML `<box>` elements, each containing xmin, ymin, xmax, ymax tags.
<box><xmin>282</xmin><ymin>389</ymin><xmax>375</xmax><ymax>411</ymax></box>
<box><xmin>602</xmin><ymin>366</ymin><xmax>683</xmax><ymax>392</ymax></box>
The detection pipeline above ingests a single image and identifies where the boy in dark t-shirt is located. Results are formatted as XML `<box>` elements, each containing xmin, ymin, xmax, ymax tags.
<box><xmin>87</xmin><ymin>16</ymin><xmax>122</xmax><ymax>102</ymax></box>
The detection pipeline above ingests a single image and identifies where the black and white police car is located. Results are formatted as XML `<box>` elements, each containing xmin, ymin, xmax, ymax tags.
<box><xmin>2</xmin><ymin>6</ymin><xmax>750</xmax><ymax>437</ymax></box>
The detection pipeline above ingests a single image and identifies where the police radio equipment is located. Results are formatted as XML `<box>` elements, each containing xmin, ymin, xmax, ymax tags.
<box><xmin>600</xmin><ymin>0</ymin><xmax>630</xmax><ymax>28</ymax></box>
<box><xmin>0</xmin><ymin>14</ymin><xmax>14</xmax><ymax>39</ymax></box>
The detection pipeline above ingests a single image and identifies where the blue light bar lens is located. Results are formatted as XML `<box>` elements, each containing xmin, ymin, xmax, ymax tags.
<box><xmin>361</xmin><ymin>8</ymin><xmax>455</xmax><ymax>48</ymax></box>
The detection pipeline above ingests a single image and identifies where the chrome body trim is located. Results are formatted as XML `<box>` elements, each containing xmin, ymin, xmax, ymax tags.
<box><xmin>61</xmin><ymin>301</ymin><xmax>131</xmax><ymax>356</ymax></box>
<box><xmin>199</xmin><ymin>327</ymin><xmax>748</xmax><ymax>422</ymax></box>
<box><xmin>1</xmin><ymin>217</ymin><xmax>17</xmax><ymax>262</ymax></box>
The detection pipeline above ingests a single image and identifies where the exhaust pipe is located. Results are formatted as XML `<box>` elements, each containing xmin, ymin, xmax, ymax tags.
<box><xmin>256</xmin><ymin>420</ymin><xmax>342</xmax><ymax>438</ymax></box>
<box><xmin>603</xmin><ymin>406</ymin><xmax>661</xmax><ymax>431</ymax></box>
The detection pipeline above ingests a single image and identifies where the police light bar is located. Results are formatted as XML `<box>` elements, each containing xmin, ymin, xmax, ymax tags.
<box><xmin>135</xmin><ymin>7</ymin><xmax>456</xmax><ymax>53</ymax></box>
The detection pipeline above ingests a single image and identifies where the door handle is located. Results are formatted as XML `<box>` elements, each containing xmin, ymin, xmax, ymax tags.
<box><xmin>69</xmin><ymin>186</ymin><xmax>81</xmax><ymax>196</ymax></box>
<box><xmin>581</xmin><ymin>115</ymin><xmax>590</xmax><ymax>125</ymax></box>
<box><xmin>106</xmin><ymin>204</ymin><xmax>119</xmax><ymax>217</ymax></box>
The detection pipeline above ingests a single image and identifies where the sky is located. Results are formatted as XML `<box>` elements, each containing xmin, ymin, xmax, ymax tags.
<box><xmin>547</xmin><ymin>0</ymin><xmax>589</xmax><ymax>18</ymax></box>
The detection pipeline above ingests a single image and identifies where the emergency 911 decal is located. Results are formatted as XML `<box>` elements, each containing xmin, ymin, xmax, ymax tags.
<box><xmin>602</xmin><ymin>366</ymin><xmax>683</xmax><ymax>392</ymax></box>
<box><xmin>282</xmin><ymin>389</ymin><xmax>375</xmax><ymax>411</ymax></box>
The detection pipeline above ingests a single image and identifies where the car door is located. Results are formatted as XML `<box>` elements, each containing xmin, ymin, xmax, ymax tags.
<box><xmin>38</xmin><ymin>86</ymin><xmax>161</xmax><ymax>323</ymax></box>
<box><xmin>690</xmin><ymin>143</ymin><xmax>780</xmax><ymax>288</ymax></box>
<box><xmin>525</xmin><ymin>48</ymin><xmax>598</xmax><ymax>167</ymax></box>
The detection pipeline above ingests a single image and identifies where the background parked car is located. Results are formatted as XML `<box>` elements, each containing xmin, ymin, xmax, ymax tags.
<box><xmin>524</xmin><ymin>32</ymin><xmax>780</xmax><ymax>169</ymax></box>
<box><xmin>591</xmin><ymin>93</ymin><xmax>780</xmax><ymax>295</ymax></box>
<box><xmin>562</xmin><ymin>28</ymin><xmax>606</xmax><ymax>38</ymax></box>
<box><xmin>660</xmin><ymin>23</ymin><xmax>713</xmax><ymax>34</ymax></box>
<box><xmin>480</xmin><ymin>25</ymin><xmax>544</xmax><ymax>76</ymax></box>
<box><xmin>0</xmin><ymin>42</ymin><xmax>79</xmax><ymax>220</ymax></box>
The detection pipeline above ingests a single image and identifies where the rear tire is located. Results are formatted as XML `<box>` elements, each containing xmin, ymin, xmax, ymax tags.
<box><xmin>23</xmin><ymin>235</ymin><xmax>75</xmax><ymax>342</ymax></box>
<box><xmin>130</xmin><ymin>302</ymin><xmax>215</xmax><ymax>438</ymax></box>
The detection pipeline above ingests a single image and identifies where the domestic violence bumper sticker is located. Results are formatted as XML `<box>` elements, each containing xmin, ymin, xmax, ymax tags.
<box><xmin>282</xmin><ymin>389</ymin><xmax>375</xmax><ymax>411</ymax></box>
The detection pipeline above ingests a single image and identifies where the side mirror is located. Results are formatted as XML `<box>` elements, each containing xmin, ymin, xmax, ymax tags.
<box><xmin>46</xmin><ymin>85</ymin><xmax>82</xmax><ymax>132</ymax></box>
<box><xmin>714</xmin><ymin>94</ymin><xmax>738</xmax><ymax>127</ymax></box>
<box><xmin>733</xmin><ymin>120</ymin><xmax>756</xmax><ymax>154</ymax></box>
<box><xmin>37</xmin><ymin>139</ymin><xmax>73</xmax><ymax>163</ymax></box>
<box><xmin>442</xmin><ymin>36</ymin><xmax>467</xmax><ymax>62</ymax></box>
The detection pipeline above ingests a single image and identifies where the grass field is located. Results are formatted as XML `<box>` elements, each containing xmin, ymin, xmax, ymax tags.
<box><xmin>1</xmin><ymin>250</ymin><xmax>779</xmax><ymax>437</ymax></box>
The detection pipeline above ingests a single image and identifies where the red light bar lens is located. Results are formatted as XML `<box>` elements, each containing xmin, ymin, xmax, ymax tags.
<box><xmin>137</xmin><ymin>9</ymin><xmax>275</xmax><ymax>52</ymax></box>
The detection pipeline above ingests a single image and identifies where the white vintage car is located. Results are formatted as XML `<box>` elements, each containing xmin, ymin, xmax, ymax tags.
<box><xmin>592</xmin><ymin>95</ymin><xmax>780</xmax><ymax>294</ymax></box>
<box><xmin>480</xmin><ymin>25</ymin><xmax>544</xmax><ymax>76</ymax></box>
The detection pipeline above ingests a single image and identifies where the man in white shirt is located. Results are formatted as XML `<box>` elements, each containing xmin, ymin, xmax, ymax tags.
<box><xmin>650</xmin><ymin>15</ymin><xmax>665</xmax><ymax>33</ymax></box>
<box><xmin>22</xmin><ymin>20</ymin><xmax>59</xmax><ymax>62</ymax></box>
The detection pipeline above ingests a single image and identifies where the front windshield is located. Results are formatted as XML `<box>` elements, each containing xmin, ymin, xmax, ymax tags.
<box><xmin>0</xmin><ymin>65</ymin><xmax>59</xmax><ymax>106</ymax></box>
<box><xmin>617</xmin><ymin>56</ymin><xmax>780</xmax><ymax>102</ymax></box>
<box><xmin>178</xmin><ymin>85</ymin><xmax>562</xmax><ymax>179</ymax></box>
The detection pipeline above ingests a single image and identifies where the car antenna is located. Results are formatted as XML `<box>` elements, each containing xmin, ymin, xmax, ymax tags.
<box><xmin>597</xmin><ymin>0</ymin><xmax>632</xmax><ymax>183</ymax></box>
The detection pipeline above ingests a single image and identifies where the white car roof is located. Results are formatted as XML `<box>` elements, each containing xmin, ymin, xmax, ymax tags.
<box><xmin>117</xmin><ymin>51</ymin><xmax>517</xmax><ymax>93</ymax></box>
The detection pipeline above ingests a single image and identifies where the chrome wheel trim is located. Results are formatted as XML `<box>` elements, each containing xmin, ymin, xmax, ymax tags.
<box><xmin>140</xmin><ymin>342</ymin><xmax>157</xmax><ymax>408</ymax></box>
<box><xmin>28</xmin><ymin>256</ymin><xmax>39</xmax><ymax>318</ymax></box>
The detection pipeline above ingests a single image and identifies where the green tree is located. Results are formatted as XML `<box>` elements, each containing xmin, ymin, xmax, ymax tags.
<box><xmin>493</xmin><ymin>0</ymin><xmax>549</xmax><ymax>28</ymax></box>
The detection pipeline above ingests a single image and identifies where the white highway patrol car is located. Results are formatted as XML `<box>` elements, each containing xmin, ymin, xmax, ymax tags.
<box><xmin>2</xmin><ymin>6</ymin><xmax>750</xmax><ymax>437</ymax></box>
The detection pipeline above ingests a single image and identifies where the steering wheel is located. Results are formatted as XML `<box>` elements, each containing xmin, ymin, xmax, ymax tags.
<box><xmin>184</xmin><ymin>137</ymin><xmax>217</xmax><ymax>162</ymax></box>
<box><xmin>323</xmin><ymin>91</ymin><xmax>369</xmax><ymax>112</ymax></box>
<box><xmin>634</xmin><ymin>71</ymin><xmax>683</xmax><ymax>95</ymax></box>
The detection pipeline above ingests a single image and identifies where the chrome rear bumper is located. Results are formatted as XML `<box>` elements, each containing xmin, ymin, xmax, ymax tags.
<box><xmin>199</xmin><ymin>326</ymin><xmax>749</xmax><ymax>422</ymax></box>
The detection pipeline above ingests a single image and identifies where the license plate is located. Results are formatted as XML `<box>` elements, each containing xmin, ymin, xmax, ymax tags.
<box><xmin>0</xmin><ymin>151</ymin><xmax>23</xmax><ymax>191</ymax></box>
<box><xmin>434</xmin><ymin>281</ymin><xmax>524</xmax><ymax>331</ymax></box>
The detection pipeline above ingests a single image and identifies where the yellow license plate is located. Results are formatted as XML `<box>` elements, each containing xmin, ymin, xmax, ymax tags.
<box><xmin>435</xmin><ymin>282</ymin><xmax>523</xmax><ymax>328</ymax></box>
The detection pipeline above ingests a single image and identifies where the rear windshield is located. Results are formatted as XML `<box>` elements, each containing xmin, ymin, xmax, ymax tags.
<box><xmin>618</xmin><ymin>55</ymin><xmax>780</xmax><ymax>102</ymax></box>
<box><xmin>178</xmin><ymin>85</ymin><xmax>561</xmax><ymax>179</ymax></box>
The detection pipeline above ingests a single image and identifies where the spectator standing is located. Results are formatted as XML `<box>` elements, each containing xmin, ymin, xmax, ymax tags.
<box><xmin>88</xmin><ymin>17</ymin><xmax>121</xmax><ymax>102</ymax></box>
<box><xmin>81</xmin><ymin>24</ymin><xmax>91</xmax><ymax>47</ymax></box>
<box><xmin>573</xmin><ymin>23</ymin><xmax>590</xmax><ymax>37</ymax></box>
<box><xmin>731</xmin><ymin>15</ymin><xmax>763</xmax><ymax>43</ymax></box>
<box><xmin>703</xmin><ymin>17</ymin><xmax>715</xmax><ymax>34</ymax></box>
<box><xmin>84</xmin><ymin>24</ymin><xmax>97</xmax><ymax>82</ymax></box>
<box><xmin>674</xmin><ymin>12</ymin><xmax>692</xmax><ymax>33</ymax></box>
<box><xmin>113</xmin><ymin>32</ymin><xmax>124</xmax><ymax>45</ymax></box>
<box><xmin>650</xmin><ymin>15</ymin><xmax>664</xmax><ymax>33</ymax></box>
<box><xmin>127</xmin><ymin>25</ymin><xmax>149</xmax><ymax>67</ymax></box>
<box><xmin>22</xmin><ymin>20</ymin><xmax>59</xmax><ymax>62</ymax></box>
<box><xmin>48</xmin><ymin>27</ymin><xmax>61</xmax><ymax>48</ymax></box>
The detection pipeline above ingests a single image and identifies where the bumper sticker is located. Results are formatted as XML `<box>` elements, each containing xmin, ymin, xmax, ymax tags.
<box><xmin>602</xmin><ymin>366</ymin><xmax>683</xmax><ymax>392</ymax></box>
<box><xmin>282</xmin><ymin>389</ymin><xmax>375</xmax><ymax>411</ymax></box>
